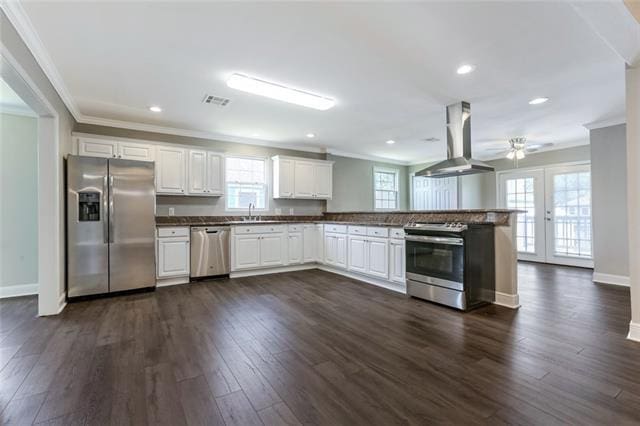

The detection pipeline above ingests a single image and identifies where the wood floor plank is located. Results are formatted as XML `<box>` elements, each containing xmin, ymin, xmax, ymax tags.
<box><xmin>0</xmin><ymin>262</ymin><xmax>638</xmax><ymax>425</ymax></box>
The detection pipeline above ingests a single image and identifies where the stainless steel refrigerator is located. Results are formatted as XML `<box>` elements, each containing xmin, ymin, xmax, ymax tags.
<box><xmin>66</xmin><ymin>155</ymin><xmax>156</xmax><ymax>298</ymax></box>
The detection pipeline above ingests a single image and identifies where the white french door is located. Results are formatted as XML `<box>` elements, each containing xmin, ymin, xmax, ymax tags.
<box><xmin>499</xmin><ymin>164</ymin><xmax>593</xmax><ymax>268</ymax></box>
<box><xmin>544</xmin><ymin>165</ymin><xmax>593</xmax><ymax>268</ymax></box>
<box><xmin>499</xmin><ymin>170</ymin><xmax>546</xmax><ymax>262</ymax></box>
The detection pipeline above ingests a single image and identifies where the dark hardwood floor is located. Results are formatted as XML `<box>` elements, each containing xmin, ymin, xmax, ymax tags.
<box><xmin>1</xmin><ymin>262</ymin><xmax>639</xmax><ymax>425</ymax></box>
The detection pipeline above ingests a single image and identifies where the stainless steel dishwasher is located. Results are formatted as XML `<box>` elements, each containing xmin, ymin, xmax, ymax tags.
<box><xmin>190</xmin><ymin>226</ymin><xmax>230</xmax><ymax>278</ymax></box>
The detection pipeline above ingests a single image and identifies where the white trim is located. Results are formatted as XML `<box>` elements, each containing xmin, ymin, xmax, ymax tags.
<box><xmin>494</xmin><ymin>291</ymin><xmax>520</xmax><ymax>309</ymax></box>
<box><xmin>57</xmin><ymin>292</ymin><xmax>66</xmax><ymax>314</ymax></box>
<box><xmin>592</xmin><ymin>272</ymin><xmax>630</xmax><ymax>286</ymax></box>
<box><xmin>230</xmin><ymin>264</ymin><xmax>316</xmax><ymax>278</ymax></box>
<box><xmin>0</xmin><ymin>283</ymin><xmax>38</xmax><ymax>299</ymax></box>
<box><xmin>628</xmin><ymin>321</ymin><xmax>640</xmax><ymax>342</ymax></box>
<box><xmin>1</xmin><ymin>46</ymin><xmax>62</xmax><ymax>317</ymax></box>
<box><xmin>584</xmin><ymin>116</ymin><xmax>626</xmax><ymax>130</ymax></box>
<box><xmin>156</xmin><ymin>276</ymin><xmax>190</xmax><ymax>287</ymax></box>
<box><xmin>0</xmin><ymin>105</ymin><xmax>38</xmax><ymax>117</ymax></box>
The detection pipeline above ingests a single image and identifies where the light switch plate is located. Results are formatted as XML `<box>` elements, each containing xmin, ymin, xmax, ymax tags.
<box><xmin>289</xmin><ymin>208</ymin><xmax>294</xmax><ymax>215</ymax></box>
<box><xmin>168</xmin><ymin>207</ymin><xmax>175</xmax><ymax>216</ymax></box>
<box><xmin>275</xmin><ymin>208</ymin><xmax>282</xmax><ymax>215</ymax></box>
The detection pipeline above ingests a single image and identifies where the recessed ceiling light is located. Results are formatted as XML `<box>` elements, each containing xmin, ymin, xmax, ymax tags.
<box><xmin>226</xmin><ymin>73</ymin><xmax>335</xmax><ymax>110</ymax></box>
<box><xmin>386</xmin><ymin>140</ymin><xmax>395</xmax><ymax>145</ymax></box>
<box><xmin>306</xmin><ymin>133</ymin><xmax>316</xmax><ymax>138</ymax></box>
<box><xmin>456</xmin><ymin>64</ymin><xmax>476</xmax><ymax>75</ymax></box>
<box><xmin>149</xmin><ymin>106</ymin><xmax>162</xmax><ymax>112</ymax></box>
<box><xmin>529</xmin><ymin>97</ymin><xmax>549</xmax><ymax>105</ymax></box>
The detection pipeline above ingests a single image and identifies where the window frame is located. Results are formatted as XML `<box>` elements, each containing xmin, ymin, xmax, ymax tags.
<box><xmin>373</xmin><ymin>167</ymin><xmax>400</xmax><ymax>211</ymax></box>
<box><xmin>224</xmin><ymin>155</ymin><xmax>269</xmax><ymax>212</ymax></box>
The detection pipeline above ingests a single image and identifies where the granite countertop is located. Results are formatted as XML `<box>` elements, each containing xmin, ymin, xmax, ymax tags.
<box><xmin>156</xmin><ymin>209</ymin><xmax>521</xmax><ymax>227</ymax></box>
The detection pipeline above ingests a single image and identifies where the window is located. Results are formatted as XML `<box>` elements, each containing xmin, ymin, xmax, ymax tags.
<box><xmin>225</xmin><ymin>156</ymin><xmax>268</xmax><ymax>210</ymax></box>
<box><xmin>374</xmin><ymin>168</ymin><xmax>399</xmax><ymax>210</ymax></box>
<box><xmin>411</xmin><ymin>176</ymin><xmax>458</xmax><ymax>210</ymax></box>
<box><xmin>505</xmin><ymin>177</ymin><xmax>536</xmax><ymax>253</ymax></box>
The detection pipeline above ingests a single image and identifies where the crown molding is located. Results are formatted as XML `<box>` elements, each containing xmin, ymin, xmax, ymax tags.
<box><xmin>1</xmin><ymin>0</ymin><xmax>82</xmax><ymax>120</ymax></box>
<box><xmin>583</xmin><ymin>115</ymin><xmax>626</xmax><ymax>130</ymax></box>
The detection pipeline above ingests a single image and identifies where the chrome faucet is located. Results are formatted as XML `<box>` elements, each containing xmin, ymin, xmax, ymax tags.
<box><xmin>248</xmin><ymin>202</ymin><xmax>254</xmax><ymax>221</ymax></box>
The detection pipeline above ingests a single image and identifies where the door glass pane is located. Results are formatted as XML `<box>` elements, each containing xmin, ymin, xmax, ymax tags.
<box><xmin>505</xmin><ymin>177</ymin><xmax>536</xmax><ymax>253</ymax></box>
<box><xmin>551</xmin><ymin>171</ymin><xmax>592</xmax><ymax>258</ymax></box>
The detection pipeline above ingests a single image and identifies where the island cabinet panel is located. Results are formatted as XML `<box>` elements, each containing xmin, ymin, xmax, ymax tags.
<box><xmin>272</xmin><ymin>156</ymin><xmax>333</xmax><ymax>200</ymax></box>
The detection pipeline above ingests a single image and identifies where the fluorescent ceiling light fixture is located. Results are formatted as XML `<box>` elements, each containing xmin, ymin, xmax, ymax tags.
<box><xmin>386</xmin><ymin>140</ymin><xmax>395</xmax><ymax>145</ymax></box>
<box><xmin>306</xmin><ymin>133</ymin><xmax>316</xmax><ymax>138</ymax></box>
<box><xmin>456</xmin><ymin>64</ymin><xmax>476</xmax><ymax>75</ymax></box>
<box><xmin>529</xmin><ymin>97</ymin><xmax>549</xmax><ymax>105</ymax></box>
<box><xmin>226</xmin><ymin>73</ymin><xmax>335</xmax><ymax>110</ymax></box>
<box><xmin>149</xmin><ymin>106</ymin><xmax>162</xmax><ymax>112</ymax></box>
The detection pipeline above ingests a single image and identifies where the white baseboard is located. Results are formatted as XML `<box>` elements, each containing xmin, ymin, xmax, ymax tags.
<box><xmin>156</xmin><ymin>276</ymin><xmax>190</xmax><ymax>287</ymax></box>
<box><xmin>57</xmin><ymin>292</ymin><xmax>66</xmax><ymax>314</ymax></box>
<box><xmin>494</xmin><ymin>291</ymin><xmax>520</xmax><ymax>309</ymax></box>
<box><xmin>628</xmin><ymin>321</ymin><xmax>640</xmax><ymax>342</ymax></box>
<box><xmin>230</xmin><ymin>264</ymin><xmax>316</xmax><ymax>278</ymax></box>
<box><xmin>0</xmin><ymin>283</ymin><xmax>38</xmax><ymax>299</ymax></box>
<box><xmin>593</xmin><ymin>272</ymin><xmax>630</xmax><ymax>287</ymax></box>
<box><xmin>317</xmin><ymin>265</ymin><xmax>406</xmax><ymax>294</ymax></box>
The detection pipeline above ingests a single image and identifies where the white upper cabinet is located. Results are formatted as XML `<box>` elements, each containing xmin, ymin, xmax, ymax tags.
<box><xmin>78</xmin><ymin>137</ymin><xmax>118</xmax><ymax>159</ymax></box>
<box><xmin>272</xmin><ymin>156</ymin><xmax>333</xmax><ymax>200</ymax></box>
<box><xmin>206</xmin><ymin>152</ymin><xmax>224</xmax><ymax>195</ymax></box>
<box><xmin>314</xmin><ymin>163</ymin><xmax>333</xmax><ymax>199</ymax></box>
<box><xmin>156</xmin><ymin>147</ymin><xmax>186</xmax><ymax>194</ymax></box>
<box><xmin>77</xmin><ymin>137</ymin><xmax>153</xmax><ymax>162</ymax></box>
<box><xmin>273</xmin><ymin>157</ymin><xmax>294</xmax><ymax>198</ymax></box>
<box><xmin>187</xmin><ymin>150</ymin><xmax>208</xmax><ymax>195</ymax></box>
<box><xmin>118</xmin><ymin>142</ymin><xmax>154</xmax><ymax>162</ymax></box>
<box><xmin>186</xmin><ymin>150</ymin><xmax>224</xmax><ymax>196</ymax></box>
<box><xmin>294</xmin><ymin>160</ymin><xmax>315</xmax><ymax>198</ymax></box>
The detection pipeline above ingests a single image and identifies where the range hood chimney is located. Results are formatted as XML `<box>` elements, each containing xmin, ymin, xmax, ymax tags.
<box><xmin>416</xmin><ymin>101</ymin><xmax>494</xmax><ymax>178</ymax></box>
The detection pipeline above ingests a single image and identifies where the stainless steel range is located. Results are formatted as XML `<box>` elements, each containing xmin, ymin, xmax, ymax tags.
<box><xmin>404</xmin><ymin>222</ymin><xmax>495</xmax><ymax>311</ymax></box>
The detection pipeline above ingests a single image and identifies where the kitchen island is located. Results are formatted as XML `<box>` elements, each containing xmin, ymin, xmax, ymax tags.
<box><xmin>156</xmin><ymin>209</ymin><xmax>520</xmax><ymax>309</ymax></box>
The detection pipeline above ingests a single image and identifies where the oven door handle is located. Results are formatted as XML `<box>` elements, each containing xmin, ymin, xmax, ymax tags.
<box><xmin>405</xmin><ymin>235</ymin><xmax>464</xmax><ymax>245</ymax></box>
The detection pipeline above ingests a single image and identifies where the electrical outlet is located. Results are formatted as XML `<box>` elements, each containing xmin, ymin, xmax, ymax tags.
<box><xmin>289</xmin><ymin>208</ymin><xmax>294</xmax><ymax>215</ymax></box>
<box><xmin>168</xmin><ymin>207</ymin><xmax>175</xmax><ymax>216</ymax></box>
<box><xmin>275</xmin><ymin>208</ymin><xmax>282</xmax><ymax>215</ymax></box>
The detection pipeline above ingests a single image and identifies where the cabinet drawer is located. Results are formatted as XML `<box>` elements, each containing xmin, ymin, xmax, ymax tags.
<box><xmin>234</xmin><ymin>225</ymin><xmax>286</xmax><ymax>234</ymax></box>
<box><xmin>325</xmin><ymin>224</ymin><xmax>347</xmax><ymax>234</ymax></box>
<box><xmin>348</xmin><ymin>225</ymin><xmax>367</xmax><ymax>235</ymax></box>
<box><xmin>389</xmin><ymin>228</ymin><xmax>405</xmax><ymax>239</ymax></box>
<box><xmin>366</xmin><ymin>227</ymin><xmax>389</xmax><ymax>238</ymax></box>
<box><xmin>288</xmin><ymin>224</ymin><xmax>303</xmax><ymax>233</ymax></box>
<box><xmin>157</xmin><ymin>227</ymin><xmax>189</xmax><ymax>238</ymax></box>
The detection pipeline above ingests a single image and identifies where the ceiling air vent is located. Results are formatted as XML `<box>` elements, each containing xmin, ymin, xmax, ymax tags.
<box><xmin>202</xmin><ymin>94</ymin><xmax>230</xmax><ymax>107</ymax></box>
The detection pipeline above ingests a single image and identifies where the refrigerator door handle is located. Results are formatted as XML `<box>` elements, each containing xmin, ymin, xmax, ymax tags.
<box><xmin>103</xmin><ymin>174</ymin><xmax>109</xmax><ymax>243</ymax></box>
<box><xmin>109</xmin><ymin>174</ymin><xmax>115</xmax><ymax>243</ymax></box>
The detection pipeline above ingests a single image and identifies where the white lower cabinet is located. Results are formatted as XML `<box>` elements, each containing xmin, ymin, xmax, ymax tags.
<box><xmin>347</xmin><ymin>235</ymin><xmax>388</xmax><ymax>279</ymax></box>
<box><xmin>324</xmin><ymin>232</ymin><xmax>347</xmax><ymax>269</ymax></box>
<box><xmin>260</xmin><ymin>234</ymin><xmax>286</xmax><ymax>267</ymax></box>
<box><xmin>348</xmin><ymin>236</ymin><xmax>367</xmax><ymax>274</ymax></box>
<box><xmin>389</xmin><ymin>239</ymin><xmax>406</xmax><ymax>284</ymax></box>
<box><xmin>234</xmin><ymin>235</ymin><xmax>261</xmax><ymax>269</ymax></box>
<box><xmin>156</xmin><ymin>227</ymin><xmax>190</xmax><ymax>279</ymax></box>
<box><xmin>288</xmin><ymin>232</ymin><xmax>303</xmax><ymax>264</ymax></box>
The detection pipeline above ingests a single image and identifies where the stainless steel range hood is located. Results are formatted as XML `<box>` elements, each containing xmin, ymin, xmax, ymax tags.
<box><xmin>416</xmin><ymin>101</ymin><xmax>494</xmax><ymax>178</ymax></box>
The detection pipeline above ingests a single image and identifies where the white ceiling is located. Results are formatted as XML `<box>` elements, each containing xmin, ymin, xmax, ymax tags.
<box><xmin>17</xmin><ymin>1</ymin><xmax>626</xmax><ymax>163</ymax></box>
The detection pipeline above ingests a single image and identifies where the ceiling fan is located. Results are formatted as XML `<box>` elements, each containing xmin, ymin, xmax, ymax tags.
<box><xmin>484</xmin><ymin>137</ymin><xmax>553</xmax><ymax>162</ymax></box>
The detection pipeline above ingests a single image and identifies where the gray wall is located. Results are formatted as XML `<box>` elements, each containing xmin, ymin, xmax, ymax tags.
<box><xmin>590</xmin><ymin>124</ymin><xmax>628</xmax><ymax>278</ymax></box>
<box><xmin>1</xmin><ymin>113</ymin><xmax>38</xmax><ymax>287</ymax></box>
<box><xmin>2</xmin><ymin>10</ymin><xmax>77</xmax><ymax>301</ymax></box>
<box><xmin>74</xmin><ymin>123</ymin><xmax>327</xmax><ymax>216</ymax></box>
<box><xmin>326</xmin><ymin>154</ymin><xmax>409</xmax><ymax>212</ymax></box>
